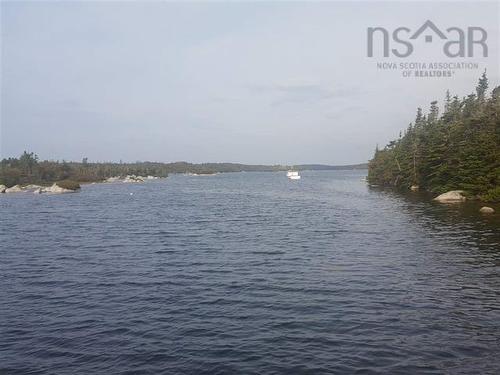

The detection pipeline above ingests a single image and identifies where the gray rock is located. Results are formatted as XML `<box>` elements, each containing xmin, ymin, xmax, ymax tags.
<box><xmin>105</xmin><ymin>176</ymin><xmax>121</xmax><ymax>183</ymax></box>
<box><xmin>23</xmin><ymin>184</ymin><xmax>43</xmax><ymax>192</ymax></box>
<box><xmin>42</xmin><ymin>183</ymin><xmax>76</xmax><ymax>194</ymax></box>
<box><xmin>123</xmin><ymin>175</ymin><xmax>144</xmax><ymax>183</ymax></box>
<box><xmin>479</xmin><ymin>206</ymin><xmax>495</xmax><ymax>214</ymax></box>
<box><xmin>434</xmin><ymin>190</ymin><xmax>466</xmax><ymax>202</ymax></box>
<box><xmin>5</xmin><ymin>185</ymin><xmax>23</xmax><ymax>193</ymax></box>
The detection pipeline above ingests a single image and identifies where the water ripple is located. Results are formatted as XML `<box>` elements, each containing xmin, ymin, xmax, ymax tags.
<box><xmin>1</xmin><ymin>170</ymin><xmax>500</xmax><ymax>374</ymax></box>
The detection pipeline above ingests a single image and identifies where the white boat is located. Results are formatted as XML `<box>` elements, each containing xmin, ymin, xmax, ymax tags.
<box><xmin>286</xmin><ymin>170</ymin><xmax>301</xmax><ymax>180</ymax></box>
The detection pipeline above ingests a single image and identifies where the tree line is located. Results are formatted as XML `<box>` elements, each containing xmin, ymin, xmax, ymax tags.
<box><xmin>0</xmin><ymin>154</ymin><xmax>291</xmax><ymax>187</ymax></box>
<box><xmin>368</xmin><ymin>72</ymin><xmax>500</xmax><ymax>202</ymax></box>
<box><xmin>0</xmin><ymin>152</ymin><xmax>371</xmax><ymax>188</ymax></box>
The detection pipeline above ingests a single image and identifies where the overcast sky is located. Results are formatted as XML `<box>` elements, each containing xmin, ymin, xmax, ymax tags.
<box><xmin>1</xmin><ymin>1</ymin><xmax>498</xmax><ymax>165</ymax></box>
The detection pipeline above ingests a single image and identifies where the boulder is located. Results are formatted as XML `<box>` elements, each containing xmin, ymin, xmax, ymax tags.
<box><xmin>5</xmin><ymin>185</ymin><xmax>23</xmax><ymax>193</ymax></box>
<box><xmin>0</xmin><ymin>184</ymin><xmax>6</xmax><ymax>193</ymax></box>
<box><xmin>33</xmin><ymin>188</ymin><xmax>43</xmax><ymax>194</ymax></box>
<box><xmin>410</xmin><ymin>185</ymin><xmax>419</xmax><ymax>191</ymax></box>
<box><xmin>42</xmin><ymin>183</ymin><xmax>76</xmax><ymax>194</ymax></box>
<box><xmin>434</xmin><ymin>190</ymin><xmax>466</xmax><ymax>202</ymax></box>
<box><xmin>479</xmin><ymin>206</ymin><xmax>495</xmax><ymax>214</ymax></box>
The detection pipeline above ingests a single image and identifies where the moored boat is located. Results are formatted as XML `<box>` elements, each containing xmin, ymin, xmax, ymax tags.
<box><xmin>287</xmin><ymin>170</ymin><xmax>301</xmax><ymax>180</ymax></box>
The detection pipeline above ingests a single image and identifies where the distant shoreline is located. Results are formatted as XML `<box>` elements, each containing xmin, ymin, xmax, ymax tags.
<box><xmin>0</xmin><ymin>152</ymin><xmax>368</xmax><ymax>189</ymax></box>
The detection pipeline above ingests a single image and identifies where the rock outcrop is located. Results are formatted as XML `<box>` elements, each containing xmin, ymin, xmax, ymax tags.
<box><xmin>42</xmin><ymin>183</ymin><xmax>77</xmax><ymax>194</ymax></box>
<box><xmin>479</xmin><ymin>206</ymin><xmax>495</xmax><ymax>214</ymax></box>
<box><xmin>433</xmin><ymin>190</ymin><xmax>466</xmax><ymax>202</ymax></box>
<box><xmin>23</xmin><ymin>184</ymin><xmax>43</xmax><ymax>192</ymax></box>
<box><xmin>105</xmin><ymin>175</ymin><xmax>159</xmax><ymax>183</ymax></box>
<box><xmin>5</xmin><ymin>185</ymin><xmax>23</xmax><ymax>193</ymax></box>
<box><xmin>123</xmin><ymin>175</ymin><xmax>145</xmax><ymax>183</ymax></box>
<box><xmin>105</xmin><ymin>176</ymin><xmax>121</xmax><ymax>183</ymax></box>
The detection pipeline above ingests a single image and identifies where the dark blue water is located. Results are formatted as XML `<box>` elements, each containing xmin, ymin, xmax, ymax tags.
<box><xmin>1</xmin><ymin>170</ymin><xmax>500</xmax><ymax>374</ymax></box>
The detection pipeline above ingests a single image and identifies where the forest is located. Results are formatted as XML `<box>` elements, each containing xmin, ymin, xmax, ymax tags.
<box><xmin>0</xmin><ymin>153</ymin><xmax>370</xmax><ymax>188</ymax></box>
<box><xmin>0</xmin><ymin>156</ymin><xmax>291</xmax><ymax>187</ymax></box>
<box><xmin>368</xmin><ymin>72</ymin><xmax>500</xmax><ymax>202</ymax></box>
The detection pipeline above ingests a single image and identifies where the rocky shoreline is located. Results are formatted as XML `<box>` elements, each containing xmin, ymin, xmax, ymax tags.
<box><xmin>0</xmin><ymin>175</ymin><xmax>163</xmax><ymax>195</ymax></box>
<box><xmin>104</xmin><ymin>175</ymin><xmax>161</xmax><ymax>183</ymax></box>
<box><xmin>0</xmin><ymin>182</ymin><xmax>80</xmax><ymax>194</ymax></box>
<box><xmin>0</xmin><ymin>182</ymin><xmax>79</xmax><ymax>194</ymax></box>
<box><xmin>432</xmin><ymin>190</ymin><xmax>496</xmax><ymax>214</ymax></box>
<box><xmin>369</xmin><ymin>184</ymin><xmax>497</xmax><ymax>215</ymax></box>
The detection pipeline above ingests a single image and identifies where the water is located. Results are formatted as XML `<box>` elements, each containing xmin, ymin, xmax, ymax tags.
<box><xmin>1</xmin><ymin>170</ymin><xmax>499</xmax><ymax>374</ymax></box>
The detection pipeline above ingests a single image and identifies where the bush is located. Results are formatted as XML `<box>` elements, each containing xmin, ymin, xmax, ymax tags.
<box><xmin>480</xmin><ymin>186</ymin><xmax>500</xmax><ymax>203</ymax></box>
<box><xmin>0</xmin><ymin>167</ymin><xmax>23</xmax><ymax>188</ymax></box>
<box><xmin>55</xmin><ymin>180</ymin><xmax>81</xmax><ymax>191</ymax></box>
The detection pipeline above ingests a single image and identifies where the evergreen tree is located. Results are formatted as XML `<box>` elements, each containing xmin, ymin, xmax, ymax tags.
<box><xmin>476</xmin><ymin>70</ymin><xmax>488</xmax><ymax>101</ymax></box>
<box><xmin>368</xmin><ymin>73</ymin><xmax>500</xmax><ymax>202</ymax></box>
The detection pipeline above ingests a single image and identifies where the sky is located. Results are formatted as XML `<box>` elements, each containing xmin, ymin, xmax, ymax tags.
<box><xmin>1</xmin><ymin>1</ymin><xmax>499</xmax><ymax>165</ymax></box>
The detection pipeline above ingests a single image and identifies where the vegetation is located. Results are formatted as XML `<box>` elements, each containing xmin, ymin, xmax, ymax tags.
<box><xmin>1</xmin><ymin>154</ymin><xmax>363</xmax><ymax>188</ymax></box>
<box><xmin>295</xmin><ymin>163</ymin><xmax>368</xmax><ymax>170</ymax></box>
<box><xmin>368</xmin><ymin>72</ymin><xmax>500</xmax><ymax>202</ymax></box>
<box><xmin>0</xmin><ymin>154</ymin><xmax>172</xmax><ymax>187</ymax></box>
<box><xmin>55</xmin><ymin>180</ymin><xmax>81</xmax><ymax>191</ymax></box>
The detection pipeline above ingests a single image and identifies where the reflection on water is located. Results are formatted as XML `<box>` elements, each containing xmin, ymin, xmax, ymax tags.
<box><xmin>373</xmin><ymin>186</ymin><xmax>500</xmax><ymax>255</ymax></box>
<box><xmin>1</xmin><ymin>170</ymin><xmax>499</xmax><ymax>374</ymax></box>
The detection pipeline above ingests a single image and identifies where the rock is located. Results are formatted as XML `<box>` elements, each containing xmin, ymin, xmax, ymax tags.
<box><xmin>123</xmin><ymin>175</ymin><xmax>144</xmax><ymax>183</ymax></box>
<box><xmin>410</xmin><ymin>185</ymin><xmax>419</xmax><ymax>191</ymax></box>
<box><xmin>434</xmin><ymin>190</ymin><xmax>466</xmax><ymax>202</ymax></box>
<box><xmin>5</xmin><ymin>185</ymin><xmax>23</xmax><ymax>193</ymax></box>
<box><xmin>33</xmin><ymin>188</ymin><xmax>43</xmax><ymax>194</ymax></box>
<box><xmin>42</xmin><ymin>183</ymin><xmax>76</xmax><ymax>194</ymax></box>
<box><xmin>146</xmin><ymin>175</ymin><xmax>158</xmax><ymax>180</ymax></box>
<box><xmin>23</xmin><ymin>184</ymin><xmax>43</xmax><ymax>192</ymax></box>
<box><xmin>0</xmin><ymin>184</ymin><xmax>6</xmax><ymax>193</ymax></box>
<box><xmin>479</xmin><ymin>206</ymin><xmax>495</xmax><ymax>214</ymax></box>
<box><xmin>105</xmin><ymin>176</ymin><xmax>121</xmax><ymax>183</ymax></box>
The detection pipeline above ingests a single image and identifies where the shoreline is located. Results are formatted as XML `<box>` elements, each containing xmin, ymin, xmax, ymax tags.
<box><xmin>1</xmin><ymin>168</ymin><xmax>370</xmax><ymax>193</ymax></box>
